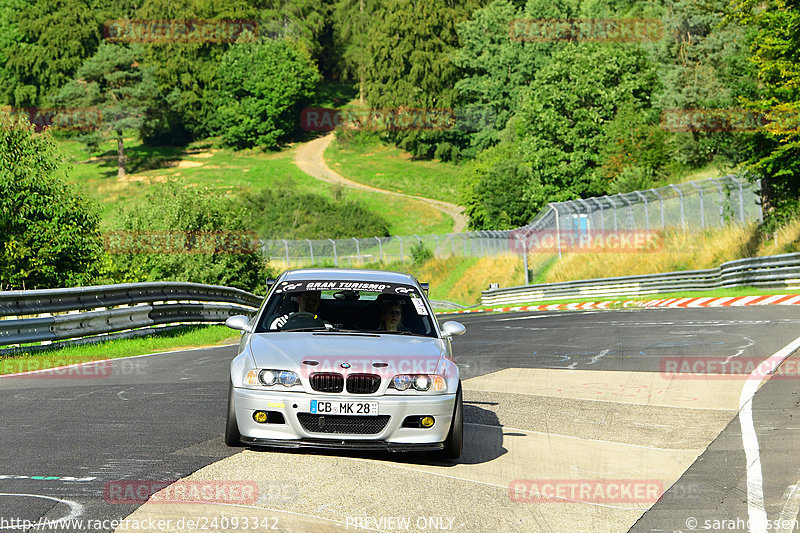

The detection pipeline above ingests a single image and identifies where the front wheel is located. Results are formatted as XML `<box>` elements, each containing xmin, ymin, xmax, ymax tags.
<box><xmin>441</xmin><ymin>383</ymin><xmax>463</xmax><ymax>460</ymax></box>
<box><xmin>224</xmin><ymin>380</ymin><xmax>243</xmax><ymax>447</ymax></box>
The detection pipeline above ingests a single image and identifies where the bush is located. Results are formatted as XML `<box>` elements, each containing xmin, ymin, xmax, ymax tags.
<box><xmin>110</xmin><ymin>180</ymin><xmax>271</xmax><ymax>293</ymax></box>
<box><xmin>410</xmin><ymin>241</ymin><xmax>434</xmax><ymax>265</ymax></box>
<box><xmin>0</xmin><ymin>112</ymin><xmax>103</xmax><ymax>290</ymax></box>
<box><xmin>211</xmin><ymin>37</ymin><xmax>320</xmax><ymax>149</ymax></box>
<box><xmin>243</xmin><ymin>179</ymin><xmax>390</xmax><ymax>239</ymax></box>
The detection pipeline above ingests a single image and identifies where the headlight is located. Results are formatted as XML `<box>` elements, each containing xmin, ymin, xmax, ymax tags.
<box><xmin>252</xmin><ymin>369</ymin><xmax>300</xmax><ymax>388</ymax></box>
<box><xmin>390</xmin><ymin>374</ymin><xmax>446</xmax><ymax>392</ymax></box>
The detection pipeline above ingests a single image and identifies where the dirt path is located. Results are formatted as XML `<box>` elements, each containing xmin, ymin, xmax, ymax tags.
<box><xmin>294</xmin><ymin>132</ymin><xmax>468</xmax><ymax>233</ymax></box>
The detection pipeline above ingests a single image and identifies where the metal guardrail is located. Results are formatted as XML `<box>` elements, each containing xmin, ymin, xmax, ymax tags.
<box><xmin>481</xmin><ymin>253</ymin><xmax>800</xmax><ymax>306</ymax></box>
<box><xmin>0</xmin><ymin>282</ymin><xmax>261</xmax><ymax>353</ymax></box>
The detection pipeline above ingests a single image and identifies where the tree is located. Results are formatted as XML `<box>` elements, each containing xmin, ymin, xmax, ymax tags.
<box><xmin>653</xmin><ymin>0</ymin><xmax>759</xmax><ymax>169</ymax></box>
<box><xmin>3</xmin><ymin>0</ymin><xmax>101</xmax><ymax>107</ymax></box>
<box><xmin>453</xmin><ymin>0</ymin><xmax>576</xmax><ymax>155</ymax></box>
<box><xmin>211</xmin><ymin>37</ymin><xmax>320</xmax><ymax>149</ymax></box>
<box><xmin>111</xmin><ymin>180</ymin><xmax>269</xmax><ymax>293</ymax></box>
<box><xmin>0</xmin><ymin>112</ymin><xmax>103</xmax><ymax>290</ymax></box>
<box><xmin>361</xmin><ymin>0</ymin><xmax>480</xmax><ymax>159</ymax></box>
<box><xmin>729</xmin><ymin>0</ymin><xmax>800</xmax><ymax>228</ymax></box>
<box><xmin>54</xmin><ymin>43</ymin><xmax>162</xmax><ymax>177</ymax></box>
<box><xmin>331</xmin><ymin>0</ymin><xmax>382</xmax><ymax>102</ymax></box>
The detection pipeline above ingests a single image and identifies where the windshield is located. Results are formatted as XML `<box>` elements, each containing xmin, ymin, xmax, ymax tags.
<box><xmin>254</xmin><ymin>280</ymin><xmax>436</xmax><ymax>337</ymax></box>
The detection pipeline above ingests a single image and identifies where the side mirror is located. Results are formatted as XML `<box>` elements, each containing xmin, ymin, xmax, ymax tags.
<box><xmin>225</xmin><ymin>314</ymin><xmax>252</xmax><ymax>332</ymax></box>
<box><xmin>441</xmin><ymin>321</ymin><xmax>466</xmax><ymax>338</ymax></box>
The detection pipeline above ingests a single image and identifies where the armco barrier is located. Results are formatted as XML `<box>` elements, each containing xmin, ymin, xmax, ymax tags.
<box><xmin>0</xmin><ymin>282</ymin><xmax>261</xmax><ymax>353</ymax></box>
<box><xmin>481</xmin><ymin>252</ymin><xmax>800</xmax><ymax>306</ymax></box>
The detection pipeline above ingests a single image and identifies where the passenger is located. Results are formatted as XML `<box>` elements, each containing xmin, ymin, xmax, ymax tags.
<box><xmin>378</xmin><ymin>300</ymin><xmax>409</xmax><ymax>332</ymax></box>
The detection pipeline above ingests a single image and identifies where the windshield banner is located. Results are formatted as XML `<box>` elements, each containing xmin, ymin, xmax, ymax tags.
<box><xmin>273</xmin><ymin>280</ymin><xmax>419</xmax><ymax>297</ymax></box>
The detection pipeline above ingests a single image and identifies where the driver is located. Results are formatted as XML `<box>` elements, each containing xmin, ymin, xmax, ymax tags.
<box><xmin>272</xmin><ymin>290</ymin><xmax>328</xmax><ymax>330</ymax></box>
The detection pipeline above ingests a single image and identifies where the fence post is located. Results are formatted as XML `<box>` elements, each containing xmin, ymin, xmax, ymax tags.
<box><xmin>329</xmin><ymin>238</ymin><xmax>338</xmax><ymax>266</ymax></box>
<box><xmin>756</xmin><ymin>178</ymin><xmax>763</xmax><ymax>223</ymax></box>
<box><xmin>691</xmin><ymin>182</ymin><xmax>705</xmax><ymax>228</ymax></box>
<box><xmin>434</xmin><ymin>235</ymin><xmax>439</xmax><ymax>256</ymax></box>
<box><xmin>306</xmin><ymin>239</ymin><xmax>314</xmax><ymax>265</ymax></box>
<box><xmin>669</xmin><ymin>184</ymin><xmax>686</xmax><ymax>231</ymax></box>
<box><xmin>622</xmin><ymin>195</ymin><xmax>635</xmax><ymax>230</ymax></box>
<box><xmin>634</xmin><ymin>191</ymin><xmax>649</xmax><ymax>231</ymax></box>
<box><xmin>397</xmin><ymin>236</ymin><xmax>404</xmax><ymax>260</ymax></box>
<box><xmin>650</xmin><ymin>188</ymin><xmax>665</xmax><ymax>229</ymax></box>
<box><xmin>374</xmin><ymin>236</ymin><xmax>383</xmax><ymax>262</ymax></box>
<box><xmin>352</xmin><ymin>237</ymin><xmax>360</xmax><ymax>264</ymax></box>
<box><xmin>554</xmin><ymin>205</ymin><xmax>562</xmax><ymax>258</ymax></box>
<box><xmin>711</xmin><ymin>180</ymin><xmax>724</xmax><ymax>226</ymax></box>
<box><xmin>282</xmin><ymin>239</ymin><xmax>290</xmax><ymax>265</ymax></box>
<box><xmin>737</xmin><ymin>178</ymin><xmax>745</xmax><ymax>223</ymax></box>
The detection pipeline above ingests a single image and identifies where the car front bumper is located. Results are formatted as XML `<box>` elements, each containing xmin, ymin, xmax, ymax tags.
<box><xmin>233</xmin><ymin>387</ymin><xmax>456</xmax><ymax>447</ymax></box>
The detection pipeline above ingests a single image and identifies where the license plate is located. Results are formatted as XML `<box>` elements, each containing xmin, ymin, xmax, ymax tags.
<box><xmin>309</xmin><ymin>399</ymin><xmax>379</xmax><ymax>416</ymax></box>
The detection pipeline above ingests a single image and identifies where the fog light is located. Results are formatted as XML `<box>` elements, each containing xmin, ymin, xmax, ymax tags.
<box><xmin>253</xmin><ymin>411</ymin><xmax>268</xmax><ymax>423</ymax></box>
<box><xmin>421</xmin><ymin>416</ymin><xmax>435</xmax><ymax>428</ymax></box>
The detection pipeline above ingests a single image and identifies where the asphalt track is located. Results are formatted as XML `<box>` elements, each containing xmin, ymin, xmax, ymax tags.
<box><xmin>1</xmin><ymin>306</ymin><xmax>799</xmax><ymax>533</ymax></box>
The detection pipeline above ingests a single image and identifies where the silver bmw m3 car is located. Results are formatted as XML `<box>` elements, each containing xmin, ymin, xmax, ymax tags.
<box><xmin>223</xmin><ymin>268</ymin><xmax>466</xmax><ymax>459</ymax></box>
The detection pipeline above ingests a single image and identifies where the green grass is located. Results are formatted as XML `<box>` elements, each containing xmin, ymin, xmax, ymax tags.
<box><xmin>0</xmin><ymin>325</ymin><xmax>239</xmax><ymax>376</ymax></box>
<box><xmin>57</xmin><ymin>135</ymin><xmax>453</xmax><ymax>235</ymax></box>
<box><xmin>325</xmin><ymin>135</ymin><xmax>466</xmax><ymax>203</ymax></box>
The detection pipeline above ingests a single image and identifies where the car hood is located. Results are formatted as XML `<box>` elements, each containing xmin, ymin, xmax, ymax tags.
<box><xmin>247</xmin><ymin>332</ymin><xmax>446</xmax><ymax>375</ymax></box>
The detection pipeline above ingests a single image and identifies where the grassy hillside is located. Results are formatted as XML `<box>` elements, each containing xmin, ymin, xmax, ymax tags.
<box><xmin>325</xmin><ymin>133</ymin><xmax>466</xmax><ymax>203</ymax></box>
<box><xmin>57</xmin><ymin>135</ymin><xmax>453</xmax><ymax>235</ymax></box>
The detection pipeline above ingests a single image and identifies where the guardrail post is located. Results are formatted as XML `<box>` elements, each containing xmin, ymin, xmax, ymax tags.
<box><xmin>329</xmin><ymin>239</ymin><xmax>338</xmax><ymax>266</ymax></box>
<box><xmin>306</xmin><ymin>239</ymin><xmax>314</xmax><ymax>266</ymax></box>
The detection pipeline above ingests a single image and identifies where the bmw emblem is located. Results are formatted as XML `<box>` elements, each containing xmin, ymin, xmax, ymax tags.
<box><xmin>340</xmin><ymin>362</ymin><xmax>351</xmax><ymax>369</ymax></box>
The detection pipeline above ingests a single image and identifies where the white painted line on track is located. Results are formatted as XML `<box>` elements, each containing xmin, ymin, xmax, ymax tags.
<box><xmin>775</xmin><ymin>483</ymin><xmax>800</xmax><ymax>533</ymax></box>
<box><xmin>740</xmin><ymin>336</ymin><xmax>800</xmax><ymax>533</ymax></box>
<box><xmin>0</xmin><ymin>493</ymin><xmax>84</xmax><ymax>530</ymax></box>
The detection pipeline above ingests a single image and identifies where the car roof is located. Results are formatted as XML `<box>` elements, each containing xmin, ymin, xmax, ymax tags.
<box><xmin>279</xmin><ymin>268</ymin><xmax>419</xmax><ymax>286</ymax></box>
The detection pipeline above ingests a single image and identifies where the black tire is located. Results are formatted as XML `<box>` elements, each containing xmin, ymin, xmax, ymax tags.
<box><xmin>441</xmin><ymin>383</ymin><xmax>463</xmax><ymax>460</ymax></box>
<box><xmin>224</xmin><ymin>380</ymin><xmax>243</xmax><ymax>447</ymax></box>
